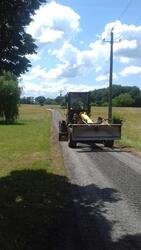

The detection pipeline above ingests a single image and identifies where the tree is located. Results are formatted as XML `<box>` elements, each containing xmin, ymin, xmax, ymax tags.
<box><xmin>134</xmin><ymin>94</ymin><xmax>141</xmax><ymax>107</ymax></box>
<box><xmin>20</xmin><ymin>96</ymin><xmax>35</xmax><ymax>104</ymax></box>
<box><xmin>112</xmin><ymin>93</ymin><xmax>134</xmax><ymax>107</ymax></box>
<box><xmin>35</xmin><ymin>96</ymin><xmax>46</xmax><ymax>106</ymax></box>
<box><xmin>45</xmin><ymin>98</ymin><xmax>54</xmax><ymax>105</ymax></box>
<box><xmin>0</xmin><ymin>0</ymin><xmax>46</xmax><ymax>76</ymax></box>
<box><xmin>0</xmin><ymin>71</ymin><xmax>21</xmax><ymax>123</ymax></box>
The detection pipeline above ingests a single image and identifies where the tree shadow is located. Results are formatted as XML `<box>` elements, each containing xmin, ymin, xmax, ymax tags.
<box><xmin>0</xmin><ymin>121</ymin><xmax>25</xmax><ymax>126</ymax></box>
<box><xmin>0</xmin><ymin>170</ymin><xmax>77</xmax><ymax>250</ymax></box>
<box><xmin>0</xmin><ymin>169</ymin><xmax>140</xmax><ymax>249</ymax></box>
<box><xmin>71</xmin><ymin>184</ymin><xmax>141</xmax><ymax>250</ymax></box>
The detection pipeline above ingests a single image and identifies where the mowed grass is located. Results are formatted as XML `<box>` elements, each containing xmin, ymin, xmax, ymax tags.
<box><xmin>91</xmin><ymin>106</ymin><xmax>141</xmax><ymax>152</ymax></box>
<box><xmin>0</xmin><ymin>105</ymin><xmax>71</xmax><ymax>250</ymax></box>
<box><xmin>0</xmin><ymin>105</ymin><xmax>52</xmax><ymax>175</ymax></box>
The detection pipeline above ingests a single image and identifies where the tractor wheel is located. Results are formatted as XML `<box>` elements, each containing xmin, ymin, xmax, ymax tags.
<box><xmin>104</xmin><ymin>140</ymin><xmax>114</xmax><ymax>148</ymax></box>
<box><xmin>68</xmin><ymin>132</ymin><xmax>77</xmax><ymax>148</ymax></box>
<box><xmin>59</xmin><ymin>133</ymin><xmax>62</xmax><ymax>141</ymax></box>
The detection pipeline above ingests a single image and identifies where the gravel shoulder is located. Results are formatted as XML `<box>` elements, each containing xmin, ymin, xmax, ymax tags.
<box><xmin>52</xmin><ymin>109</ymin><xmax>141</xmax><ymax>250</ymax></box>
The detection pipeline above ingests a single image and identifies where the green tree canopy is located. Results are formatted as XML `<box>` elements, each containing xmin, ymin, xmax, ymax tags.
<box><xmin>35</xmin><ymin>96</ymin><xmax>46</xmax><ymax>106</ymax></box>
<box><xmin>20</xmin><ymin>96</ymin><xmax>35</xmax><ymax>104</ymax></box>
<box><xmin>0</xmin><ymin>0</ymin><xmax>46</xmax><ymax>76</ymax></box>
<box><xmin>90</xmin><ymin>85</ymin><xmax>141</xmax><ymax>107</ymax></box>
<box><xmin>112</xmin><ymin>93</ymin><xmax>134</xmax><ymax>107</ymax></box>
<box><xmin>0</xmin><ymin>71</ymin><xmax>21</xmax><ymax>123</ymax></box>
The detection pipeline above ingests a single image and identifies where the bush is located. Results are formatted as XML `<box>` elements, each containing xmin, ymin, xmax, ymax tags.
<box><xmin>112</xmin><ymin>113</ymin><xmax>123</xmax><ymax>124</ymax></box>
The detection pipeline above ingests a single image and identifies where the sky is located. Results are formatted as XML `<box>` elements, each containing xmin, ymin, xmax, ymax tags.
<box><xmin>21</xmin><ymin>0</ymin><xmax>141</xmax><ymax>97</ymax></box>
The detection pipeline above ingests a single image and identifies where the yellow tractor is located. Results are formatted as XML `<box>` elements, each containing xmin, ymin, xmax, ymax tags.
<box><xmin>59</xmin><ymin>92</ymin><xmax>122</xmax><ymax>148</ymax></box>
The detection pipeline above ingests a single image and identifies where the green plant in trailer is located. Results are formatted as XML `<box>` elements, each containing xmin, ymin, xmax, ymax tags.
<box><xmin>112</xmin><ymin>113</ymin><xmax>123</xmax><ymax>124</ymax></box>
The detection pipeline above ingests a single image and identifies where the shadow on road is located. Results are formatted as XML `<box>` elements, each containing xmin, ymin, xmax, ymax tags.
<box><xmin>0</xmin><ymin>169</ymin><xmax>140</xmax><ymax>249</ymax></box>
<box><xmin>76</xmin><ymin>143</ymin><xmax>131</xmax><ymax>154</ymax></box>
<box><xmin>72</xmin><ymin>184</ymin><xmax>141</xmax><ymax>250</ymax></box>
<box><xmin>0</xmin><ymin>170</ymin><xmax>80</xmax><ymax>250</ymax></box>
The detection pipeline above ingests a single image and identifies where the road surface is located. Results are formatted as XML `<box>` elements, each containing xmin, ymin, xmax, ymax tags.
<box><xmin>52</xmin><ymin>109</ymin><xmax>141</xmax><ymax>250</ymax></box>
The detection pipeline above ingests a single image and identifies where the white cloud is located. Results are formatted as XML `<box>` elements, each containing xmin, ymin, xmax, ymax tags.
<box><xmin>96</xmin><ymin>66</ymin><xmax>102</xmax><ymax>72</ymax></box>
<box><xmin>51</xmin><ymin>40</ymin><xmax>112</xmax><ymax>79</ymax></box>
<box><xmin>27</xmin><ymin>1</ymin><xmax>80</xmax><ymax>43</ymax></box>
<box><xmin>51</xmin><ymin>42</ymin><xmax>95</xmax><ymax>78</ymax></box>
<box><xmin>89</xmin><ymin>41</ymin><xmax>110</xmax><ymax>63</ymax></box>
<box><xmin>96</xmin><ymin>74</ymin><xmax>108</xmax><ymax>82</ymax></box>
<box><xmin>120</xmin><ymin>66</ymin><xmax>141</xmax><ymax>77</ymax></box>
<box><xmin>21</xmin><ymin>65</ymin><xmax>49</xmax><ymax>82</ymax></box>
<box><xmin>80</xmin><ymin>41</ymin><xmax>84</xmax><ymax>44</ymax></box>
<box><xmin>120</xmin><ymin>57</ymin><xmax>130</xmax><ymax>64</ymax></box>
<box><xmin>113</xmin><ymin>73</ymin><xmax>118</xmax><ymax>80</ymax></box>
<box><xmin>102</xmin><ymin>20</ymin><xmax>141</xmax><ymax>41</ymax></box>
<box><xmin>53</xmin><ymin>42</ymin><xmax>79</xmax><ymax>64</ymax></box>
<box><xmin>21</xmin><ymin>80</ymin><xmax>96</xmax><ymax>97</ymax></box>
<box><xmin>101</xmin><ymin>21</ymin><xmax>141</xmax><ymax>62</ymax></box>
<box><xmin>28</xmin><ymin>41</ymin><xmax>107</xmax><ymax>83</ymax></box>
<box><xmin>39</xmin><ymin>28</ymin><xmax>64</xmax><ymax>43</ymax></box>
<box><xmin>22</xmin><ymin>58</ymin><xmax>93</xmax><ymax>83</ymax></box>
<box><xmin>26</xmin><ymin>53</ymin><xmax>40</xmax><ymax>62</ymax></box>
<box><xmin>45</xmin><ymin>63</ymin><xmax>69</xmax><ymax>79</ymax></box>
<box><xmin>22</xmin><ymin>63</ymin><xmax>71</xmax><ymax>82</ymax></box>
<box><xmin>96</xmin><ymin>73</ymin><xmax>118</xmax><ymax>82</ymax></box>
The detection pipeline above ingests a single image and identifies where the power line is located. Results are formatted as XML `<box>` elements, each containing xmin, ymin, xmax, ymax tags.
<box><xmin>118</xmin><ymin>0</ymin><xmax>133</xmax><ymax>21</ymax></box>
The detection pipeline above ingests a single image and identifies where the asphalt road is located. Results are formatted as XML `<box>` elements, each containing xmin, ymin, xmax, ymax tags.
<box><xmin>52</xmin><ymin>110</ymin><xmax>141</xmax><ymax>250</ymax></box>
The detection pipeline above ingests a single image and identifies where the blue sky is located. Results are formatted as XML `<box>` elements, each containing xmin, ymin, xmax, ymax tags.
<box><xmin>21</xmin><ymin>0</ymin><xmax>141</xmax><ymax>97</ymax></box>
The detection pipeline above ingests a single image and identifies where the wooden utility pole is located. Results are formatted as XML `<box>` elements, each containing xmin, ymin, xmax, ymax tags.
<box><xmin>103</xmin><ymin>28</ymin><xmax>120</xmax><ymax>123</ymax></box>
<box><xmin>59</xmin><ymin>90</ymin><xmax>63</xmax><ymax>97</ymax></box>
<box><xmin>108</xmin><ymin>29</ymin><xmax>114</xmax><ymax>123</ymax></box>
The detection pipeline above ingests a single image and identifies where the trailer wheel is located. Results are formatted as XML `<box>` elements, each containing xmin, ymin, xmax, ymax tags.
<box><xmin>68</xmin><ymin>132</ymin><xmax>77</xmax><ymax>148</ymax></box>
<box><xmin>104</xmin><ymin>140</ymin><xmax>114</xmax><ymax>148</ymax></box>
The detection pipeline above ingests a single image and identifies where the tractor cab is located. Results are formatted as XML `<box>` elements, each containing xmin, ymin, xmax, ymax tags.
<box><xmin>67</xmin><ymin>92</ymin><xmax>91</xmax><ymax>124</ymax></box>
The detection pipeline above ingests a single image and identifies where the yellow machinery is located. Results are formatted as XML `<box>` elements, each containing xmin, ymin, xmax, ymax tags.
<box><xmin>80</xmin><ymin>112</ymin><xmax>93</xmax><ymax>124</ymax></box>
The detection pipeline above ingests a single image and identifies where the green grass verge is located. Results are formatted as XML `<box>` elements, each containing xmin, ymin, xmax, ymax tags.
<box><xmin>0</xmin><ymin>104</ymin><xmax>71</xmax><ymax>250</ymax></box>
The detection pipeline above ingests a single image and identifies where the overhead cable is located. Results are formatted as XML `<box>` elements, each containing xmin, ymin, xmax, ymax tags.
<box><xmin>118</xmin><ymin>0</ymin><xmax>133</xmax><ymax>20</ymax></box>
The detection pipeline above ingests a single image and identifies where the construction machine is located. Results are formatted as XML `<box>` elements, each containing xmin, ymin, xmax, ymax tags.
<box><xmin>59</xmin><ymin>92</ymin><xmax>122</xmax><ymax>148</ymax></box>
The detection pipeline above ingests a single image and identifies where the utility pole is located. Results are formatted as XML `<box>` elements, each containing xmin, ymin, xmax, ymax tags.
<box><xmin>108</xmin><ymin>28</ymin><xmax>114</xmax><ymax>123</ymax></box>
<box><xmin>59</xmin><ymin>90</ymin><xmax>63</xmax><ymax>97</ymax></box>
<box><xmin>103</xmin><ymin>28</ymin><xmax>120</xmax><ymax>123</ymax></box>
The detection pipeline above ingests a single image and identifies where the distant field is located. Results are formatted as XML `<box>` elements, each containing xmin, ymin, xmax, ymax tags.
<box><xmin>0</xmin><ymin>105</ymin><xmax>70</xmax><ymax>249</ymax></box>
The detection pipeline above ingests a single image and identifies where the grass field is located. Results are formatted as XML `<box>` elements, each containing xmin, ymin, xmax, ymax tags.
<box><xmin>0</xmin><ymin>105</ymin><xmax>71</xmax><ymax>250</ymax></box>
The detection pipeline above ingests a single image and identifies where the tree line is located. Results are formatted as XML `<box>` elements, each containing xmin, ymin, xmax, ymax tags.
<box><xmin>91</xmin><ymin>85</ymin><xmax>141</xmax><ymax>107</ymax></box>
<box><xmin>21</xmin><ymin>85</ymin><xmax>141</xmax><ymax>107</ymax></box>
<box><xmin>20</xmin><ymin>95</ymin><xmax>66</xmax><ymax>106</ymax></box>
